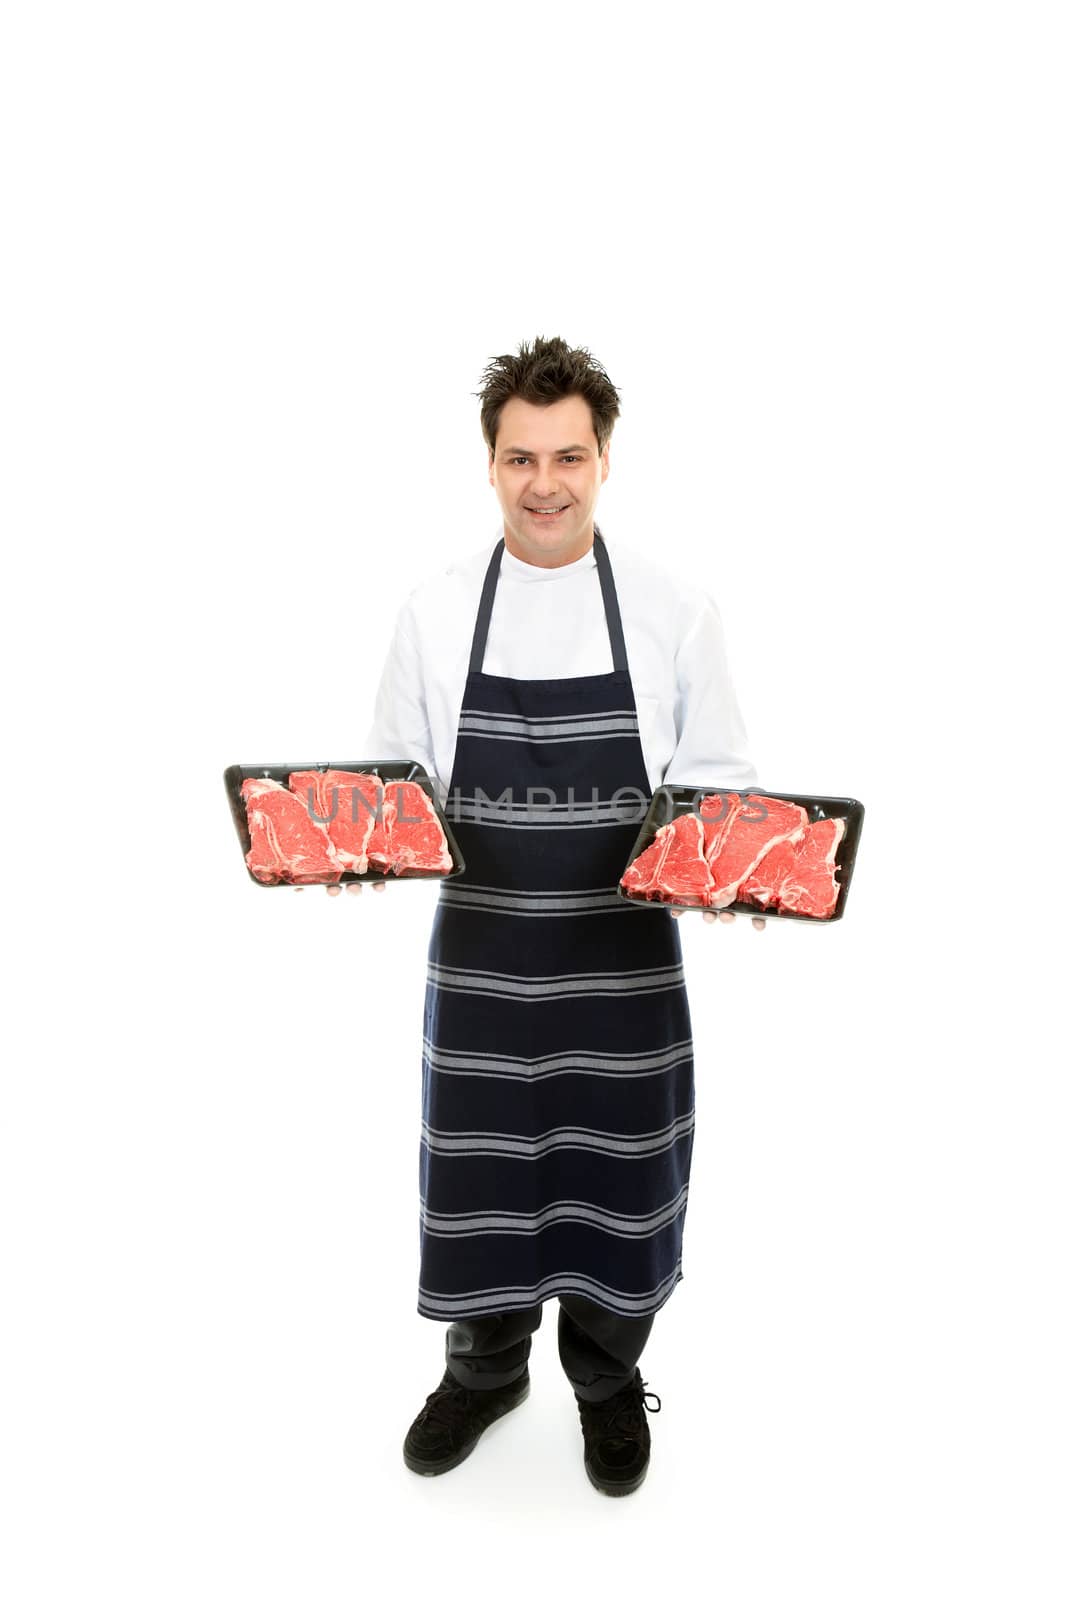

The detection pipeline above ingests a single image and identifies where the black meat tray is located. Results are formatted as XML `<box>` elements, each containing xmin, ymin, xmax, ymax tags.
<box><xmin>618</xmin><ymin>785</ymin><xmax>864</xmax><ymax>923</ymax></box>
<box><xmin>224</xmin><ymin>759</ymin><xmax>465</xmax><ymax>888</ymax></box>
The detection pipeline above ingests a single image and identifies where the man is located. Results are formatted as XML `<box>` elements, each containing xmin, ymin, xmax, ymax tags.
<box><xmin>339</xmin><ymin>336</ymin><xmax>764</xmax><ymax>1495</ymax></box>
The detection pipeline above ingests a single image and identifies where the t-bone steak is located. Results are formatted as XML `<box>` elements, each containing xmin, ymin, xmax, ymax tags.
<box><xmin>698</xmin><ymin>792</ymin><xmax>808</xmax><ymax>909</ymax></box>
<box><xmin>367</xmin><ymin>779</ymin><xmax>453</xmax><ymax>876</ymax></box>
<box><xmin>619</xmin><ymin>812</ymin><xmax>712</xmax><ymax>905</ymax></box>
<box><xmin>288</xmin><ymin>768</ymin><xmax>383</xmax><ymax>873</ymax></box>
<box><xmin>619</xmin><ymin>824</ymin><xmax>674</xmax><ymax>899</ymax></box>
<box><xmin>736</xmin><ymin>815</ymin><xmax>846</xmax><ymax>919</ymax></box>
<box><xmin>241</xmin><ymin>777</ymin><xmax>343</xmax><ymax>885</ymax></box>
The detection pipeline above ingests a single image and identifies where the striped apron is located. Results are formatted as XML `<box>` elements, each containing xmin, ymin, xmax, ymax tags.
<box><xmin>419</xmin><ymin>528</ymin><xmax>695</xmax><ymax>1322</ymax></box>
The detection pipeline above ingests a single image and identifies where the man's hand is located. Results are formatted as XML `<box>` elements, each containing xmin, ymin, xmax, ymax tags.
<box><xmin>291</xmin><ymin>881</ymin><xmax>388</xmax><ymax>896</ymax></box>
<box><xmin>670</xmin><ymin>905</ymin><xmax>766</xmax><ymax>931</ymax></box>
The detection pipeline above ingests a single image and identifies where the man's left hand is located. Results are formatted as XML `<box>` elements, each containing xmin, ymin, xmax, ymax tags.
<box><xmin>670</xmin><ymin>906</ymin><xmax>766</xmax><ymax>931</ymax></box>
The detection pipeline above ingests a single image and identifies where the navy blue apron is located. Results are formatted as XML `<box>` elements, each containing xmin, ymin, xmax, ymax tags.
<box><xmin>418</xmin><ymin>527</ymin><xmax>695</xmax><ymax>1321</ymax></box>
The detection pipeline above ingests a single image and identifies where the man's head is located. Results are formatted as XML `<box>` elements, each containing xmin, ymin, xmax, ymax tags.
<box><xmin>477</xmin><ymin>335</ymin><xmax>620</xmax><ymax>568</ymax></box>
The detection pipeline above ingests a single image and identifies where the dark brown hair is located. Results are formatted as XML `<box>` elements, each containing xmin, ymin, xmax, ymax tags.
<box><xmin>475</xmin><ymin>335</ymin><xmax>621</xmax><ymax>457</ymax></box>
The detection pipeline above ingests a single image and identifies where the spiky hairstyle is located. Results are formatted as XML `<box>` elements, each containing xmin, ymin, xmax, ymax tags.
<box><xmin>475</xmin><ymin>335</ymin><xmax>621</xmax><ymax>457</ymax></box>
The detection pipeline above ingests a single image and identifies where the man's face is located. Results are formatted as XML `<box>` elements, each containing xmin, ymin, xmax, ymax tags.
<box><xmin>489</xmin><ymin>394</ymin><xmax>610</xmax><ymax>568</ymax></box>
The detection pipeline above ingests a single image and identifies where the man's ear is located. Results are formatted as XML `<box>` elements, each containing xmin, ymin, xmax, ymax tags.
<box><xmin>600</xmin><ymin>442</ymin><xmax>611</xmax><ymax>484</ymax></box>
<box><xmin>488</xmin><ymin>446</ymin><xmax>496</xmax><ymax>487</ymax></box>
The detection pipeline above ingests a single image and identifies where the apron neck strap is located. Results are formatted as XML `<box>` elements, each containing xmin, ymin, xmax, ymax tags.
<box><xmin>468</xmin><ymin>524</ymin><xmax>628</xmax><ymax>676</ymax></box>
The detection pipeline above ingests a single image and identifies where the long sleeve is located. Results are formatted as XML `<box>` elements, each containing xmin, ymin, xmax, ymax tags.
<box><xmin>661</xmin><ymin>593</ymin><xmax>760</xmax><ymax>792</ymax></box>
<box><xmin>362</xmin><ymin>610</ymin><xmax>441</xmax><ymax>791</ymax></box>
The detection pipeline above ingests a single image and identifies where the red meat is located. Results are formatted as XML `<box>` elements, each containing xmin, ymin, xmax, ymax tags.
<box><xmin>241</xmin><ymin>778</ymin><xmax>343</xmax><ymax>885</ymax></box>
<box><xmin>619</xmin><ymin>825</ymin><xmax>674</xmax><ymax>900</ymax></box>
<box><xmin>738</xmin><ymin>816</ymin><xmax>845</xmax><ymax>919</ymax></box>
<box><xmin>699</xmin><ymin>792</ymin><xmax>809</xmax><ymax>909</ymax></box>
<box><xmin>370</xmin><ymin>780</ymin><xmax>453</xmax><ymax>875</ymax></box>
<box><xmin>288</xmin><ymin>769</ymin><xmax>383</xmax><ymax>873</ymax></box>
<box><xmin>650</xmin><ymin>813</ymin><xmax>713</xmax><ymax>905</ymax></box>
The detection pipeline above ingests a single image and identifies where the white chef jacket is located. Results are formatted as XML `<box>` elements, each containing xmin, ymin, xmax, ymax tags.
<box><xmin>363</xmin><ymin>526</ymin><xmax>760</xmax><ymax>800</ymax></box>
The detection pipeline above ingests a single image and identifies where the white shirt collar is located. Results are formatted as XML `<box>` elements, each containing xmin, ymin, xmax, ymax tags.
<box><xmin>498</xmin><ymin>529</ymin><xmax>598</xmax><ymax>583</ymax></box>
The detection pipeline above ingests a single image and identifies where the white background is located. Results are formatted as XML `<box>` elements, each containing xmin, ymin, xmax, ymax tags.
<box><xmin>3</xmin><ymin>2</ymin><xmax>1064</xmax><ymax>1596</ymax></box>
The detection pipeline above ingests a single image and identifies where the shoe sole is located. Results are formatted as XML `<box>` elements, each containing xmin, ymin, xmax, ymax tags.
<box><xmin>584</xmin><ymin>1456</ymin><xmax>649</xmax><ymax>1496</ymax></box>
<box><xmin>402</xmin><ymin>1378</ymin><xmax>531</xmax><ymax>1477</ymax></box>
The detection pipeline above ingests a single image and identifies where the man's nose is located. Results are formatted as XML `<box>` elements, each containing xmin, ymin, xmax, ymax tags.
<box><xmin>531</xmin><ymin>470</ymin><xmax>561</xmax><ymax>496</ymax></box>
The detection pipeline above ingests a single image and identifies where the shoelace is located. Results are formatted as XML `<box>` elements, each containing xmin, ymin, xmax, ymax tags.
<box><xmin>583</xmin><ymin>1375</ymin><xmax>662</xmax><ymax>1439</ymax></box>
<box><xmin>414</xmin><ymin>1379</ymin><xmax>475</xmax><ymax>1438</ymax></box>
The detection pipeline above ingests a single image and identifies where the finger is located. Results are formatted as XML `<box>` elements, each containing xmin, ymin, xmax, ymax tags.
<box><xmin>718</xmin><ymin>910</ymin><xmax>736</xmax><ymax>924</ymax></box>
<box><xmin>752</xmin><ymin>916</ymin><xmax>766</xmax><ymax>931</ymax></box>
<box><xmin>702</xmin><ymin>910</ymin><xmax>717</xmax><ymax>923</ymax></box>
<box><xmin>670</xmin><ymin>906</ymin><xmax>685</xmax><ymax>918</ymax></box>
<box><xmin>326</xmin><ymin>884</ymin><xmax>341</xmax><ymax>897</ymax></box>
<box><xmin>345</xmin><ymin>881</ymin><xmax>363</xmax><ymax>895</ymax></box>
<box><xmin>372</xmin><ymin>879</ymin><xmax>387</xmax><ymax>893</ymax></box>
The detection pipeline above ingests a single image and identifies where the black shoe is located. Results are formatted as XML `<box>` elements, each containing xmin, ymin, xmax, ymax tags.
<box><xmin>403</xmin><ymin>1367</ymin><xmax>531</xmax><ymax>1476</ymax></box>
<box><xmin>575</xmin><ymin>1366</ymin><xmax>661</xmax><ymax>1496</ymax></box>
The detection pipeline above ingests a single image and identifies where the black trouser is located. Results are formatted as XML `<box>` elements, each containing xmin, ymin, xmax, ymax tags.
<box><xmin>444</xmin><ymin>1296</ymin><xmax>655</xmax><ymax>1403</ymax></box>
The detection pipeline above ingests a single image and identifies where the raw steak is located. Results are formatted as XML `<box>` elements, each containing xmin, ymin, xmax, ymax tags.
<box><xmin>648</xmin><ymin>813</ymin><xmax>713</xmax><ymax>905</ymax></box>
<box><xmin>698</xmin><ymin>792</ymin><xmax>809</xmax><ymax>909</ymax></box>
<box><xmin>241</xmin><ymin>777</ymin><xmax>343</xmax><ymax>885</ymax></box>
<box><xmin>738</xmin><ymin>816</ymin><xmax>846</xmax><ymax>919</ymax></box>
<box><xmin>288</xmin><ymin>769</ymin><xmax>383</xmax><ymax>873</ymax></box>
<box><xmin>369</xmin><ymin>780</ymin><xmax>453</xmax><ymax>875</ymax></box>
<box><xmin>619</xmin><ymin>824</ymin><xmax>674</xmax><ymax>899</ymax></box>
<box><xmin>620</xmin><ymin>811</ymin><xmax>723</xmax><ymax>906</ymax></box>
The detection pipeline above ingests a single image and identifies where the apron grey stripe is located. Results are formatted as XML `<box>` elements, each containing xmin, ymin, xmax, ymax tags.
<box><xmin>444</xmin><ymin>811</ymin><xmax>642</xmax><ymax>830</ymax></box>
<box><xmin>445</xmin><ymin>806</ymin><xmax>643</xmax><ymax>830</ymax></box>
<box><xmin>462</xmin><ymin>708</ymin><xmax>634</xmax><ymax>724</ymax></box>
<box><xmin>456</xmin><ymin>727</ymin><xmax>638</xmax><ymax>744</ymax></box>
<box><xmin>442</xmin><ymin>883</ymin><xmax>623</xmax><ymax>898</ymax></box>
<box><xmin>422</xmin><ymin>1038</ymin><xmax>694</xmax><ymax>1080</ymax></box>
<box><xmin>436</xmin><ymin>904</ymin><xmax>636</xmax><ymax>917</ymax></box>
<box><xmin>418</xmin><ymin>1264</ymin><xmax>683</xmax><ymax>1319</ymax></box>
<box><xmin>420</xmin><ymin>1188</ymin><xmax>689</xmax><ymax>1237</ymax></box>
<box><xmin>427</xmin><ymin>961</ymin><xmax>686</xmax><ymax>1000</ymax></box>
<box><xmin>447</xmin><ymin>795</ymin><xmax>641</xmax><ymax>810</ymax></box>
<box><xmin>459</xmin><ymin>712</ymin><xmax>638</xmax><ymax>736</ymax></box>
<box><xmin>438</xmin><ymin>884</ymin><xmax>627</xmax><ymax>915</ymax></box>
<box><xmin>421</xmin><ymin>1110</ymin><xmax>695</xmax><ymax>1158</ymax></box>
<box><xmin>446</xmin><ymin>800</ymin><xmax>640</xmax><ymax>815</ymax></box>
